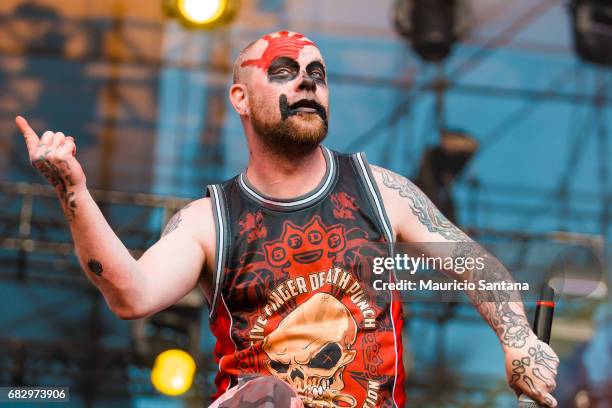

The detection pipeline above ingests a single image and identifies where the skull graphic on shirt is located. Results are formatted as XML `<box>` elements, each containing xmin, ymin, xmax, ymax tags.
<box><xmin>262</xmin><ymin>293</ymin><xmax>358</xmax><ymax>407</ymax></box>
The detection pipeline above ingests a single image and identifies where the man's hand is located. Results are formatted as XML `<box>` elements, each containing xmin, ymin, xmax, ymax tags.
<box><xmin>504</xmin><ymin>331</ymin><xmax>560</xmax><ymax>407</ymax></box>
<box><xmin>15</xmin><ymin>116</ymin><xmax>86</xmax><ymax>219</ymax></box>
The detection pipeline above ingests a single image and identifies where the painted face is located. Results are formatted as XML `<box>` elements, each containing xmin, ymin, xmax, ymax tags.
<box><xmin>242</xmin><ymin>31</ymin><xmax>329</xmax><ymax>156</ymax></box>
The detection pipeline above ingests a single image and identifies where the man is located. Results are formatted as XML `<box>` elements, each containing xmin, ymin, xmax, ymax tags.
<box><xmin>16</xmin><ymin>31</ymin><xmax>559</xmax><ymax>407</ymax></box>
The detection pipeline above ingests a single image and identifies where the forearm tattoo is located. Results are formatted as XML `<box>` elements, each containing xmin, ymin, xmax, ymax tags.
<box><xmin>372</xmin><ymin>165</ymin><xmax>531</xmax><ymax>348</ymax></box>
<box><xmin>87</xmin><ymin>259</ymin><xmax>103</xmax><ymax>277</ymax></box>
<box><xmin>466</xmin><ymin>247</ymin><xmax>531</xmax><ymax>347</ymax></box>
<box><xmin>33</xmin><ymin>146</ymin><xmax>78</xmax><ymax>220</ymax></box>
<box><xmin>161</xmin><ymin>203</ymin><xmax>191</xmax><ymax>237</ymax></box>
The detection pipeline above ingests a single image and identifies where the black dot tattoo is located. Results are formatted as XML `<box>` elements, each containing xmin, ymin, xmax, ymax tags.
<box><xmin>87</xmin><ymin>259</ymin><xmax>103</xmax><ymax>276</ymax></box>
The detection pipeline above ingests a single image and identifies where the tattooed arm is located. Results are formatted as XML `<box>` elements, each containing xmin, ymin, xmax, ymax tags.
<box><xmin>369</xmin><ymin>165</ymin><xmax>530</xmax><ymax>341</ymax></box>
<box><xmin>370</xmin><ymin>164</ymin><xmax>560</xmax><ymax>407</ymax></box>
<box><xmin>16</xmin><ymin>116</ymin><xmax>213</xmax><ymax>319</ymax></box>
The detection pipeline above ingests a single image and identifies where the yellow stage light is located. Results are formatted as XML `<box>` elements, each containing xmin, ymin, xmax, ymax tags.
<box><xmin>150</xmin><ymin>349</ymin><xmax>196</xmax><ymax>396</ymax></box>
<box><xmin>179</xmin><ymin>0</ymin><xmax>224</xmax><ymax>24</ymax></box>
<box><xmin>164</xmin><ymin>0</ymin><xmax>239</xmax><ymax>29</ymax></box>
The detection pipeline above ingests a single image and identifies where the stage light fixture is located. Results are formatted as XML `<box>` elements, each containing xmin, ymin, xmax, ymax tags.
<box><xmin>412</xmin><ymin>0</ymin><xmax>455</xmax><ymax>62</ymax></box>
<box><xmin>393</xmin><ymin>0</ymin><xmax>472</xmax><ymax>63</ymax></box>
<box><xmin>163</xmin><ymin>0</ymin><xmax>239</xmax><ymax>29</ymax></box>
<box><xmin>570</xmin><ymin>0</ymin><xmax>612</xmax><ymax>66</ymax></box>
<box><xmin>416</xmin><ymin>129</ymin><xmax>478</xmax><ymax>223</ymax></box>
<box><xmin>151</xmin><ymin>349</ymin><xmax>196</xmax><ymax>396</ymax></box>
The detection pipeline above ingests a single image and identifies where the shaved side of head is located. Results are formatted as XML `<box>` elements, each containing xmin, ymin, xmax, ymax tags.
<box><xmin>232</xmin><ymin>40</ymin><xmax>258</xmax><ymax>85</ymax></box>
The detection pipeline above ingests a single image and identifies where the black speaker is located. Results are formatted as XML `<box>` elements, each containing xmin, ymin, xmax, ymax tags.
<box><xmin>571</xmin><ymin>0</ymin><xmax>612</xmax><ymax>66</ymax></box>
<box><xmin>415</xmin><ymin>130</ymin><xmax>478</xmax><ymax>223</ymax></box>
<box><xmin>412</xmin><ymin>0</ymin><xmax>456</xmax><ymax>62</ymax></box>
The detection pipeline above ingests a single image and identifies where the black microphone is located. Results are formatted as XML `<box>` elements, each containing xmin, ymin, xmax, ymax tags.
<box><xmin>518</xmin><ymin>285</ymin><xmax>555</xmax><ymax>408</ymax></box>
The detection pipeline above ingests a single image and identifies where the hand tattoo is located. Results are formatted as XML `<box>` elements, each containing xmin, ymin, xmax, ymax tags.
<box><xmin>87</xmin><ymin>259</ymin><xmax>103</xmax><ymax>277</ymax></box>
<box><xmin>33</xmin><ymin>149</ymin><xmax>78</xmax><ymax>220</ymax></box>
<box><xmin>529</xmin><ymin>343</ymin><xmax>559</xmax><ymax>375</ymax></box>
<box><xmin>510</xmin><ymin>344</ymin><xmax>558</xmax><ymax>399</ymax></box>
<box><xmin>511</xmin><ymin>356</ymin><xmax>535</xmax><ymax>392</ymax></box>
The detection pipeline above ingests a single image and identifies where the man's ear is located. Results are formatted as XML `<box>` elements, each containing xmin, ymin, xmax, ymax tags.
<box><xmin>229</xmin><ymin>84</ymin><xmax>248</xmax><ymax>116</ymax></box>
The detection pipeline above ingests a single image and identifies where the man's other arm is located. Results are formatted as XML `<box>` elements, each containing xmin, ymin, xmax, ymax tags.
<box><xmin>370</xmin><ymin>164</ymin><xmax>560</xmax><ymax>407</ymax></box>
<box><xmin>15</xmin><ymin>116</ymin><xmax>212</xmax><ymax>320</ymax></box>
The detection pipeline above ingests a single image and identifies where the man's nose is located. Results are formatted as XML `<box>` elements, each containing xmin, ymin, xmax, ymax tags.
<box><xmin>297</xmin><ymin>71</ymin><xmax>316</xmax><ymax>92</ymax></box>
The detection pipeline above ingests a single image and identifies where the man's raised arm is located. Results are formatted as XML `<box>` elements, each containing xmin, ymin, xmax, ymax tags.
<box><xmin>370</xmin><ymin>164</ymin><xmax>560</xmax><ymax>408</ymax></box>
<box><xmin>15</xmin><ymin>116</ymin><xmax>209</xmax><ymax>320</ymax></box>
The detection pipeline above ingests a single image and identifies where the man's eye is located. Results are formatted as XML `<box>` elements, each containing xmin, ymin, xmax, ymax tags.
<box><xmin>310</xmin><ymin>71</ymin><xmax>325</xmax><ymax>80</ymax></box>
<box><xmin>273</xmin><ymin>68</ymin><xmax>292</xmax><ymax>75</ymax></box>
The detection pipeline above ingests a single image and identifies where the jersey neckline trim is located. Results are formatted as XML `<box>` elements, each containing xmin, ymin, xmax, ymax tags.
<box><xmin>238</xmin><ymin>146</ymin><xmax>336</xmax><ymax>211</ymax></box>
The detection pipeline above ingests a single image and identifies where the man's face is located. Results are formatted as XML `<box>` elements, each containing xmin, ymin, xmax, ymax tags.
<box><xmin>241</xmin><ymin>32</ymin><xmax>329</xmax><ymax>156</ymax></box>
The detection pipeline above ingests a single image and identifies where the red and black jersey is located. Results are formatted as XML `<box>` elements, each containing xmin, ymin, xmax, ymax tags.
<box><xmin>205</xmin><ymin>147</ymin><xmax>406</xmax><ymax>408</ymax></box>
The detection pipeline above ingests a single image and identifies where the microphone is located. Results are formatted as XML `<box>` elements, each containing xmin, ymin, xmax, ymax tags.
<box><xmin>517</xmin><ymin>285</ymin><xmax>555</xmax><ymax>408</ymax></box>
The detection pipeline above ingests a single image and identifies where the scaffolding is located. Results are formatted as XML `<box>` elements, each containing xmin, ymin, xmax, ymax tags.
<box><xmin>0</xmin><ymin>0</ymin><xmax>610</xmax><ymax>406</ymax></box>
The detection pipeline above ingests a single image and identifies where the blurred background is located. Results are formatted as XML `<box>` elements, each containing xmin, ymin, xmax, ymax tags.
<box><xmin>0</xmin><ymin>0</ymin><xmax>610</xmax><ymax>407</ymax></box>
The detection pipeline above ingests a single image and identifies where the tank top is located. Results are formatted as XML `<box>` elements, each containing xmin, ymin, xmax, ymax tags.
<box><xmin>205</xmin><ymin>146</ymin><xmax>406</xmax><ymax>408</ymax></box>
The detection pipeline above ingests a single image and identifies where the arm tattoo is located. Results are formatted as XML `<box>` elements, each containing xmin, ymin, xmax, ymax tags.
<box><xmin>453</xmin><ymin>242</ymin><xmax>531</xmax><ymax>347</ymax></box>
<box><xmin>370</xmin><ymin>165</ymin><xmax>469</xmax><ymax>242</ymax></box>
<box><xmin>453</xmin><ymin>240</ymin><xmax>531</xmax><ymax>349</ymax></box>
<box><xmin>161</xmin><ymin>203</ymin><xmax>191</xmax><ymax>237</ymax></box>
<box><xmin>34</xmin><ymin>150</ymin><xmax>78</xmax><ymax>220</ymax></box>
<box><xmin>87</xmin><ymin>259</ymin><xmax>103</xmax><ymax>276</ymax></box>
<box><xmin>372</xmin><ymin>165</ymin><xmax>531</xmax><ymax>348</ymax></box>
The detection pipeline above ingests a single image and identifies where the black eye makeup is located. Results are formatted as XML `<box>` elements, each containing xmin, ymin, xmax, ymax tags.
<box><xmin>267</xmin><ymin>57</ymin><xmax>300</xmax><ymax>82</ymax></box>
<box><xmin>267</xmin><ymin>57</ymin><xmax>327</xmax><ymax>85</ymax></box>
<box><xmin>306</xmin><ymin>61</ymin><xmax>326</xmax><ymax>84</ymax></box>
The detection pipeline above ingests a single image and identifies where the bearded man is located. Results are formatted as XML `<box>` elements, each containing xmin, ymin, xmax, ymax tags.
<box><xmin>16</xmin><ymin>31</ymin><xmax>559</xmax><ymax>407</ymax></box>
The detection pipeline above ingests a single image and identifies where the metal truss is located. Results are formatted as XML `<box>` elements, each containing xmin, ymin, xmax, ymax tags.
<box><xmin>0</xmin><ymin>0</ymin><xmax>610</xmax><ymax>406</ymax></box>
<box><xmin>0</xmin><ymin>181</ymin><xmax>211</xmax><ymax>404</ymax></box>
<box><xmin>0</xmin><ymin>181</ymin><xmax>188</xmax><ymax>287</ymax></box>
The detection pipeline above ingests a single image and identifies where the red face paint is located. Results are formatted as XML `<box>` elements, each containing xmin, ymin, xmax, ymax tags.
<box><xmin>241</xmin><ymin>31</ymin><xmax>315</xmax><ymax>71</ymax></box>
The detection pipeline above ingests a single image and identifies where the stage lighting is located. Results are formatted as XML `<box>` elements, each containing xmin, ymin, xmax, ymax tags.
<box><xmin>163</xmin><ymin>0</ymin><xmax>239</xmax><ymax>29</ymax></box>
<box><xmin>151</xmin><ymin>349</ymin><xmax>196</xmax><ymax>396</ymax></box>
<box><xmin>416</xmin><ymin>129</ymin><xmax>478</xmax><ymax>223</ymax></box>
<box><xmin>393</xmin><ymin>0</ymin><xmax>472</xmax><ymax>63</ymax></box>
<box><xmin>412</xmin><ymin>0</ymin><xmax>455</xmax><ymax>62</ymax></box>
<box><xmin>570</xmin><ymin>0</ymin><xmax>612</xmax><ymax>66</ymax></box>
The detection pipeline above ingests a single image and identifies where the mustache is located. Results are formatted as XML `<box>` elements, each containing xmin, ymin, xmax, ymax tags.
<box><xmin>280</xmin><ymin>95</ymin><xmax>327</xmax><ymax>123</ymax></box>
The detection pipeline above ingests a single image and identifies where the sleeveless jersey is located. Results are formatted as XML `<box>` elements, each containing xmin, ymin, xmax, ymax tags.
<box><xmin>205</xmin><ymin>147</ymin><xmax>406</xmax><ymax>408</ymax></box>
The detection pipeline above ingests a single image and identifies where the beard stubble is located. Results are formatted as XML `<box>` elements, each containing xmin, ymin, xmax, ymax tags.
<box><xmin>249</xmin><ymin>96</ymin><xmax>328</xmax><ymax>158</ymax></box>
